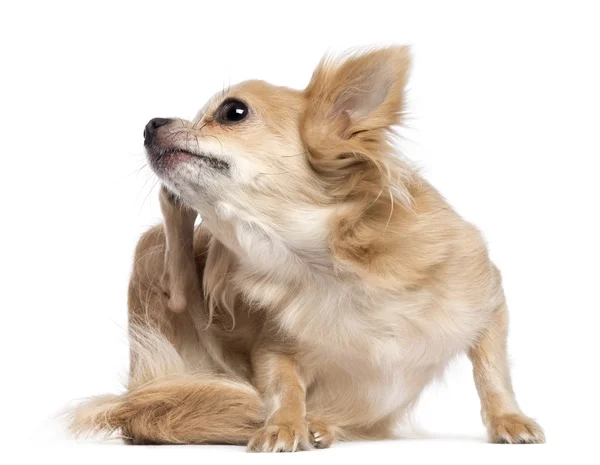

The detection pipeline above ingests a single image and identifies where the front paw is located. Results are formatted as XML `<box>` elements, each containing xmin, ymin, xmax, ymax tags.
<box><xmin>488</xmin><ymin>414</ymin><xmax>545</xmax><ymax>444</ymax></box>
<box><xmin>247</xmin><ymin>422</ymin><xmax>309</xmax><ymax>452</ymax></box>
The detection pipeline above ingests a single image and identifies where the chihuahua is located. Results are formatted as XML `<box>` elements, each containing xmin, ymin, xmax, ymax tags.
<box><xmin>71</xmin><ymin>46</ymin><xmax>544</xmax><ymax>450</ymax></box>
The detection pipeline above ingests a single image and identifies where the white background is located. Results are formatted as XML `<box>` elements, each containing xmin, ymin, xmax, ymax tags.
<box><xmin>2</xmin><ymin>1</ymin><xmax>599</xmax><ymax>463</ymax></box>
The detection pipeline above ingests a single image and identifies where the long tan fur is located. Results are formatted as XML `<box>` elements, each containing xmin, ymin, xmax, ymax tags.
<box><xmin>71</xmin><ymin>46</ymin><xmax>544</xmax><ymax>450</ymax></box>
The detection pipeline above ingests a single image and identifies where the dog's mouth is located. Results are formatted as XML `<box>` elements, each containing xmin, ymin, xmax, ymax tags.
<box><xmin>147</xmin><ymin>145</ymin><xmax>230</xmax><ymax>172</ymax></box>
<box><xmin>164</xmin><ymin>148</ymin><xmax>230</xmax><ymax>171</ymax></box>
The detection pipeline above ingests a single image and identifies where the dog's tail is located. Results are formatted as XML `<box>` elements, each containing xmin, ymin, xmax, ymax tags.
<box><xmin>69</xmin><ymin>325</ymin><xmax>263</xmax><ymax>444</ymax></box>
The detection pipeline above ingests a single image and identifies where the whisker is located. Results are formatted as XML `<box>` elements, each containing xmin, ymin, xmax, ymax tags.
<box><xmin>129</xmin><ymin>163</ymin><xmax>149</xmax><ymax>177</ymax></box>
<box><xmin>196</xmin><ymin>120</ymin><xmax>209</xmax><ymax>133</ymax></box>
<box><xmin>141</xmin><ymin>178</ymin><xmax>160</xmax><ymax>210</ymax></box>
<box><xmin>160</xmin><ymin>129</ymin><xmax>189</xmax><ymax>146</ymax></box>
<box><xmin>137</xmin><ymin>171</ymin><xmax>156</xmax><ymax>198</ymax></box>
<box><xmin>205</xmin><ymin>134</ymin><xmax>224</xmax><ymax>157</ymax></box>
<box><xmin>193</xmin><ymin>107</ymin><xmax>209</xmax><ymax>130</ymax></box>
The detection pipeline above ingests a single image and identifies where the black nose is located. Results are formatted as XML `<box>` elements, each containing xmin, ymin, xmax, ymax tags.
<box><xmin>144</xmin><ymin>118</ymin><xmax>172</xmax><ymax>144</ymax></box>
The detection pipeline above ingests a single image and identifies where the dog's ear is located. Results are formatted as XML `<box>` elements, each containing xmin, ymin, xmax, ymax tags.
<box><xmin>159</xmin><ymin>186</ymin><xmax>202</xmax><ymax>314</ymax></box>
<box><xmin>304</xmin><ymin>46</ymin><xmax>411</xmax><ymax>132</ymax></box>
<box><xmin>301</xmin><ymin>46</ymin><xmax>411</xmax><ymax>194</ymax></box>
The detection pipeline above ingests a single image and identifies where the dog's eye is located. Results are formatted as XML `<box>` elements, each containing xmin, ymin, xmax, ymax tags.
<box><xmin>216</xmin><ymin>99</ymin><xmax>249</xmax><ymax>124</ymax></box>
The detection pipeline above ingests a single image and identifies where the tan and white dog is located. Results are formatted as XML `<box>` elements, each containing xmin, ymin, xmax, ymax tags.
<box><xmin>71</xmin><ymin>46</ymin><xmax>544</xmax><ymax>450</ymax></box>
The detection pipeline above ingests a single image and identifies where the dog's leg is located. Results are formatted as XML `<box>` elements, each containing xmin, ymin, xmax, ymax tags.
<box><xmin>127</xmin><ymin>220</ymin><xmax>202</xmax><ymax>387</ymax></box>
<box><xmin>468</xmin><ymin>301</ymin><xmax>545</xmax><ymax>443</ymax></box>
<box><xmin>158</xmin><ymin>186</ymin><xmax>202</xmax><ymax>314</ymax></box>
<box><xmin>247</xmin><ymin>350</ymin><xmax>310</xmax><ymax>452</ymax></box>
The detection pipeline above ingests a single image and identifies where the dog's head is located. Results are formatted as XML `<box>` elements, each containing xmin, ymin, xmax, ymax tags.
<box><xmin>145</xmin><ymin>46</ymin><xmax>413</xmax><ymax>266</ymax></box>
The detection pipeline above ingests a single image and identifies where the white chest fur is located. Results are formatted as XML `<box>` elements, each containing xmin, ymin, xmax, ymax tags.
<box><xmin>240</xmin><ymin>268</ymin><xmax>477</xmax><ymax>364</ymax></box>
<box><xmin>208</xmin><ymin>206</ymin><xmax>491</xmax><ymax>423</ymax></box>
<box><xmin>236</xmin><ymin>266</ymin><xmax>484</xmax><ymax>423</ymax></box>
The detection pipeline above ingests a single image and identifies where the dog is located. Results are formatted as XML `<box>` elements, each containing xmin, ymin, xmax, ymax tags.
<box><xmin>71</xmin><ymin>46</ymin><xmax>544</xmax><ymax>450</ymax></box>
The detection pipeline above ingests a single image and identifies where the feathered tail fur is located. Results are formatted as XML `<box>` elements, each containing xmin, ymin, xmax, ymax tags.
<box><xmin>69</xmin><ymin>325</ymin><xmax>263</xmax><ymax>444</ymax></box>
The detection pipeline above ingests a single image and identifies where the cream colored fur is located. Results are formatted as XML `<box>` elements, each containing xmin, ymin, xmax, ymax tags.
<box><xmin>70</xmin><ymin>46</ymin><xmax>544</xmax><ymax>450</ymax></box>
